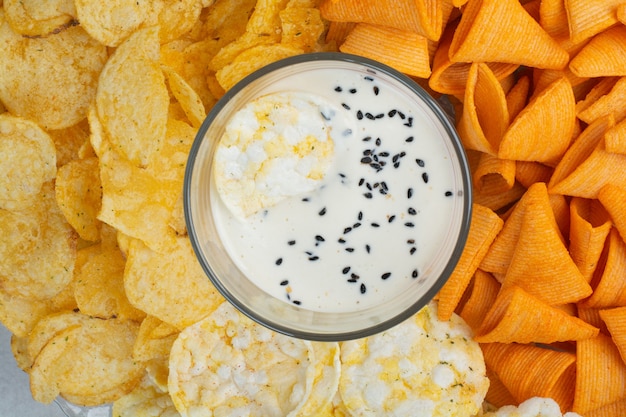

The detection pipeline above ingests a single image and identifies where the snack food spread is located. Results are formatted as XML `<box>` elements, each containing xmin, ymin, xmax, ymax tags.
<box><xmin>2</xmin><ymin>0</ymin><xmax>626</xmax><ymax>416</ymax></box>
<box><xmin>212</xmin><ymin>68</ymin><xmax>463</xmax><ymax>313</ymax></box>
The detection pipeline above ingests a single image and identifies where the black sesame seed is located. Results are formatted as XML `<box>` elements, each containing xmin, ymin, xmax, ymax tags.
<box><xmin>408</xmin><ymin>207</ymin><xmax>417</xmax><ymax>215</ymax></box>
<box><xmin>375</xmin><ymin>113</ymin><xmax>384</xmax><ymax>119</ymax></box>
<box><xmin>361</xmin><ymin>156</ymin><xmax>372</xmax><ymax>164</ymax></box>
<box><xmin>373</xmin><ymin>86</ymin><xmax>380</xmax><ymax>95</ymax></box>
<box><xmin>364</xmin><ymin>76</ymin><xmax>374</xmax><ymax>81</ymax></box>
<box><xmin>371</xmin><ymin>222</ymin><xmax>380</xmax><ymax>228</ymax></box>
<box><xmin>405</xmin><ymin>222</ymin><xmax>415</xmax><ymax>227</ymax></box>
<box><xmin>315</xmin><ymin>235</ymin><xmax>325</xmax><ymax>242</ymax></box>
<box><xmin>404</xmin><ymin>117</ymin><xmax>413</xmax><ymax>127</ymax></box>
<box><xmin>381</xmin><ymin>181</ymin><xmax>388</xmax><ymax>190</ymax></box>
<box><xmin>338</xmin><ymin>238</ymin><xmax>346</xmax><ymax>243</ymax></box>
<box><xmin>358</xmin><ymin>211</ymin><xmax>363</xmax><ymax>221</ymax></box>
<box><xmin>347</xmin><ymin>278</ymin><xmax>358</xmax><ymax>283</ymax></box>
<box><xmin>375</xmin><ymin>137</ymin><xmax>382</xmax><ymax>146</ymax></box>
<box><xmin>293</xmin><ymin>300</ymin><xmax>301</xmax><ymax>305</ymax></box>
<box><xmin>356</xmin><ymin>110</ymin><xmax>363</xmax><ymax>119</ymax></box>
<box><xmin>280</xmin><ymin>280</ymin><xmax>289</xmax><ymax>286</ymax></box>
<box><xmin>302</xmin><ymin>197</ymin><xmax>310</xmax><ymax>202</ymax></box>
<box><xmin>405</xmin><ymin>136</ymin><xmax>414</xmax><ymax>143</ymax></box>
<box><xmin>365</xmin><ymin>112</ymin><xmax>375</xmax><ymax>120</ymax></box>
<box><xmin>392</xmin><ymin>154</ymin><xmax>400</xmax><ymax>163</ymax></box>
<box><xmin>365</xmin><ymin>244</ymin><xmax>371</xmax><ymax>253</ymax></box>
<box><xmin>410</xmin><ymin>247</ymin><xmax>417</xmax><ymax>255</ymax></box>
<box><xmin>407</xmin><ymin>188</ymin><xmax>414</xmax><ymax>198</ymax></box>
<box><xmin>288</xmin><ymin>240</ymin><xmax>296</xmax><ymax>245</ymax></box>
<box><xmin>407</xmin><ymin>239</ymin><xmax>415</xmax><ymax>244</ymax></box>
<box><xmin>362</xmin><ymin>136</ymin><xmax>372</xmax><ymax>142</ymax></box>
<box><xmin>412</xmin><ymin>269</ymin><xmax>419</xmax><ymax>278</ymax></box>
<box><xmin>363</xmin><ymin>192</ymin><xmax>373</xmax><ymax>199</ymax></box>
<box><xmin>393</xmin><ymin>162</ymin><xmax>400</xmax><ymax>169</ymax></box>
<box><xmin>349</xmin><ymin>88</ymin><xmax>357</xmax><ymax>93</ymax></box>
<box><xmin>275</xmin><ymin>258</ymin><xmax>283</xmax><ymax>265</ymax></box>
<box><xmin>309</xmin><ymin>255</ymin><xmax>319</xmax><ymax>261</ymax></box>
<box><xmin>346</xmin><ymin>247</ymin><xmax>355</xmax><ymax>253</ymax></box>
<box><xmin>351</xmin><ymin>273</ymin><xmax>360</xmax><ymax>280</ymax></box>
<box><xmin>360</xmin><ymin>283</ymin><xmax>367</xmax><ymax>294</ymax></box>
<box><xmin>320</xmin><ymin>111</ymin><xmax>331</xmax><ymax>121</ymax></box>
<box><xmin>381</xmin><ymin>272</ymin><xmax>391</xmax><ymax>280</ymax></box>
<box><xmin>344</xmin><ymin>226</ymin><xmax>352</xmax><ymax>234</ymax></box>
<box><xmin>416</xmin><ymin>158</ymin><xmax>425</xmax><ymax>167</ymax></box>
<box><xmin>388</xmin><ymin>109</ymin><xmax>397</xmax><ymax>117</ymax></box>
<box><xmin>363</xmin><ymin>149</ymin><xmax>372</xmax><ymax>156</ymax></box>
<box><xmin>366</xmin><ymin>182</ymin><xmax>372</xmax><ymax>190</ymax></box>
<box><xmin>343</xmin><ymin>266</ymin><xmax>351</xmax><ymax>274</ymax></box>
<box><xmin>353</xmin><ymin>222</ymin><xmax>362</xmax><ymax>228</ymax></box>
<box><xmin>334</xmin><ymin>86</ymin><xmax>342</xmax><ymax>92</ymax></box>
<box><xmin>370</xmin><ymin>163</ymin><xmax>382</xmax><ymax>171</ymax></box>
<box><xmin>379</xmin><ymin>151</ymin><xmax>390</xmax><ymax>157</ymax></box>
<box><xmin>342</xmin><ymin>103</ymin><xmax>350</xmax><ymax>110</ymax></box>
<box><xmin>398</xmin><ymin>111</ymin><xmax>406</xmax><ymax>119</ymax></box>
<box><xmin>388</xmin><ymin>215</ymin><xmax>396</xmax><ymax>223</ymax></box>
<box><xmin>319</xmin><ymin>207</ymin><xmax>327</xmax><ymax>216</ymax></box>
<box><xmin>358</xmin><ymin>177</ymin><xmax>365</xmax><ymax>186</ymax></box>
<box><xmin>422</xmin><ymin>172</ymin><xmax>429</xmax><ymax>183</ymax></box>
<box><xmin>445</xmin><ymin>190</ymin><xmax>453</xmax><ymax>197</ymax></box>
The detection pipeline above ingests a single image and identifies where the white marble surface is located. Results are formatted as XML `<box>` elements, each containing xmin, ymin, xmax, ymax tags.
<box><xmin>0</xmin><ymin>324</ymin><xmax>67</xmax><ymax>417</ymax></box>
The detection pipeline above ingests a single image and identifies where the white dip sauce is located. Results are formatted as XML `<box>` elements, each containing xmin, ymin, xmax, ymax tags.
<box><xmin>212</xmin><ymin>68</ymin><xmax>459</xmax><ymax>313</ymax></box>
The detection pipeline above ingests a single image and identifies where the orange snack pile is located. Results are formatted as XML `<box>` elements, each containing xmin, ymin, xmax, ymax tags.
<box><xmin>1</xmin><ymin>0</ymin><xmax>626</xmax><ymax>415</ymax></box>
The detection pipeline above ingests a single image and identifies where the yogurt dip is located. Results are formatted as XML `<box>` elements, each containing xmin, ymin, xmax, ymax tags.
<box><xmin>211</xmin><ymin>66</ymin><xmax>463</xmax><ymax>313</ymax></box>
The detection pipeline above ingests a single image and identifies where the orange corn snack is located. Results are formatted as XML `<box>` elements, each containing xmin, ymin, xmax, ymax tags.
<box><xmin>449</xmin><ymin>0</ymin><xmax>569</xmax><ymax>69</ymax></box>
<box><xmin>568</xmin><ymin>198</ymin><xmax>612</xmax><ymax>282</ymax></box>
<box><xmin>514</xmin><ymin>161</ymin><xmax>553</xmax><ymax>188</ymax></box>
<box><xmin>598</xmin><ymin>184</ymin><xmax>626</xmax><ymax>243</ymax></box>
<box><xmin>458</xmin><ymin>269</ymin><xmax>501</xmax><ymax>331</ymax></box>
<box><xmin>605</xmin><ymin>119</ymin><xmax>626</xmax><ymax>155</ymax></box>
<box><xmin>573</xmin><ymin>334</ymin><xmax>626</xmax><ymax>415</ymax></box>
<box><xmin>481</xmin><ymin>342</ymin><xmax>577</xmax><ymax>411</ymax></box>
<box><xmin>539</xmin><ymin>0</ymin><xmax>588</xmax><ymax>54</ymax></box>
<box><xmin>584</xmin><ymin>399</ymin><xmax>626</xmax><ymax>417</ymax></box>
<box><xmin>581</xmin><ymin>228</ymin><xmax>626</xmax><ymax>309</ymax></box>
<box><xmin>570</xmin><ymin>25</ymin><xmax>626</xmax><ymax>77</ymax></box>
<box><xmin>437</xmin><ymin>203</ymin><xmax>504</xmax><ymax>321</ymax></box>
<box><xmin>457</xmin><ymin>63</ymin><xmax>509</xmax><ymax>155</ymax></box>
<box><xmin>473</xmin><ymin>153</ymin><xmax>516</xmax><ymax>195</ymax></box>
<box><xmin>505</xmin><ymin>74</ymin><xmax>530</xmax><ymax>122</ymax></box>
<box><xmin>577</xmin><ymin>306</ymin><xmax>609</xmax><ymax>334</ymax></box>
<box><xmin>338</xmin><ymin>23</ymin><xmax>432</xmax><ymax>78</ymax></box>
<box><xmin>549</xmin><ymin>115</ymin><xmax>626</xmax><ymax>198</ymax></box>
<box><xmin>475</xmin><ymin>285</ymin><xmax>599</xmax><ymax>344</ymax></box>
<box><xmin>324</xmin><ymin>21</ymin><xmax>356</xmax><ymax>45</ymax></box>
<box><xmin>600</xmin><ymin>307</ymin><xmax>626</xmax><ymax>365</ymax></box>
<box><xmin>472</xmin><ymin>182</ymin><xmax>526</xmax><ymax>213</ymax></box>
<box><xmin>575</xmin><ymin>76</ymin><xmax>620</xmax><ymax>115</ymax></box>
<box><xmin>499</xmin><ymin>77</ymin><xmax>576</xmax><ymax>165</ymax></box>
<box><xmin>428</xmin><ymin>21</ymin><xmax>519</xmax><ymax>95</ymax></box>
<box><xmin>484</xmin><ymin>367</ymin><xmax>518</xmax><ymax>408</ymax></box>
<box><xmin>577</xmin><ymin>76</ymin><xmax>626</xmax><ymax>124</ymax></box>
<box><xmin>318</xmin><ymin>0</ymin><xmax>443</xmax><ymax>41</ymax></box>
<box><xmin>563</xmin><ymin>0</ymin><xmax>623</xmax><ymax>44</ymax></box>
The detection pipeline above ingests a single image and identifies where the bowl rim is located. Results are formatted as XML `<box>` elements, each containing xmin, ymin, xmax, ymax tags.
<box><xmin>184</xmin><ymin>51</ymin><xmax>473</xmax><ymax>341</ymax></box>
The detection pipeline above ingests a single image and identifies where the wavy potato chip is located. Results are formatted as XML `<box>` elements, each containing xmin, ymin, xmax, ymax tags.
<box><xmin>168</xmin><ymin>301</ymin><xmax>315</xmax><ymax>417</ymax></box>
<box><xmin>0</xmin><ymin>18</ymin><xmax>107</xmax><ymax>130</ymax></box>
<box><xmin>96</xmin><ymin>26</ymin><xmax>169</xmax><ymax>167</ymax></box>
<box><xmin>3</xmin><ymin>0</ymin><xmax>76</xmax><ymax>37</ymax></box>
<box><xmin>0</xmin><ymin>113</ymin><xmax>56</xmax><ymax>211</ymax></box>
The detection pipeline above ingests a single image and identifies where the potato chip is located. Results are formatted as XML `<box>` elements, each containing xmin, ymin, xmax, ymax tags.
<box><xmin>569</xmin><ymin>25</ymin><xmax>626</xmax><ymax>77</ymax></box>
<box><xmin>481</xmin><ymin>342</ymin><xmax>577</xmax><ymax>412</ymax></box>
<box><xmin>123</xmin><ymin>237</ymin><xmax>223</xmax><ymax>330</ymax></box>
<box><xmin>499</xmin><ymin>77</ymin><xmax>576</xmax><ymax>165</ymax></box>
<box><xmin>0</xmin><ymin>182</ymin><xmax>77</xmax><ymax>300</ymax></box>
<box><xmin>339</xmin><ymin>23</ymin><xmax>431</xmax><ymax>79</ymax></box>
<box><xmin>95</xmin><ymin>26</ymin><xmax>169</xmax><ymax>167</ymax></box>
<box><xmin>573</xmin><ymin>334</ymin><xmax>626</xmax><ymax>414</ymax></box>
<box><xmin>319</xmin><ymin>0</ymin><xmax>443</xmax><ymax>41</ymax></box>
<box><xmin>216</xmin><ymin>43</ymin><xmax>303</xmax><ymax>90</ymax></box>
<box><xmin>449</xmin><ymin>0</ymin><xmax>569</xmax><ymax>69</ymax></box>
<box><xmin>568</xmin><ymin>197</ymin><xmax>612</xmax><ymax>283</ymax></box>
<box><xmin>73</xmin><ymin>0</ymin><xmax>151</xmax><ymax>46</ymax></box>
<box><xmin>3</xmin><ymin>0</ymin><xmax>76</xmax><ymax>37</ymax></box>
<box><xmin>457</xmin><ymin>63</ymin><xmax>510</xmax><ymax>155</ymax></box>
<box><xmin>30</xmin><ymin>314</ymin><xmax>144</xmax><ymax>406</ymax></box>
<box><xmin>0</xmin><ymin>113</ymin><xmax>57</xmax><ymax>212</ymax></box>
<box><xmin>152</xmin><ymin>0</ymin><xmax>204</xmax><ymax>44</ymax></box>
<box><xmin>55</xmin><ymin>157</ymin><xmax>102</xmax><ymax>242</ymax></box>
<box><xmin>168</xmin><ymin>301</ymin><xmax>315</xmax><ymax>417</ymax></box>
<box><xmin>48</xmin><ymin>119</ymin><xmax>91</xmax><ymax>168</ymax></box>
<box><xmin>437</xmin><ymin>203</ymin><xmax>503</xmax><ymax>321</ymax></box>
<box><xmin>26</xmin><ymin>311</ymin><xmax>92</xmax><ymax>361</ymax></box>
<box><xmin>0</xmin><ymin>19</ymin><xmax>107</xmax><ymax>130</ymax></box>
<box><xmin>296</xmin><ymin>342</ymin><xmax>341</xmax><ymax>417</ymax></box>
<box><xmin>340</xmin><ymin>301</ymin><xmax>489</xmax><ymax>417</ymax></box>
<box><xmin>10</xmin><ymin>334</ymin><xmax>32</xmax><ymax>372</ymax></box>
<box><xmin>133</xmin><ymin>316</ymin><xmax>180</xmax><ymax>363</ymax></box>
<box><xmin>564</xmin><ymin>0</ymin><xmax>623</xmax><ymax>45</ymax></box>
<box><xmin>112</xmin><ymin>374</ymin><xmax>180</xmax><ymax>417</ymax></box>
<box><xmin>0</xmin><ymin>290</ymin><xmax>64</xmax><ymax>338</ymax></box>
<box><xmin>280</xmin><ymin>6</ymin><xmax>325</xmax><ymax>52</ymax></box>
<box><xmin>475</xmin><ymin>285</ymin><xmax>599</xmax><ymax>344</ymax></box>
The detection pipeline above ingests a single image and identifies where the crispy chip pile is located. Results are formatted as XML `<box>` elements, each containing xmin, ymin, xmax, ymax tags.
<box><xmin>2</xmin><ymin>0</ymin><xmax>626</xmax><ymax>416</ymax></box>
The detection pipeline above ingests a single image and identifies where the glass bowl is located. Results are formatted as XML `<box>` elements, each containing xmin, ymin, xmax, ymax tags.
<box><xmin>184</xmin><ymin>52</ymin><xmax>472</xmax><ymax>341</ymax></box>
